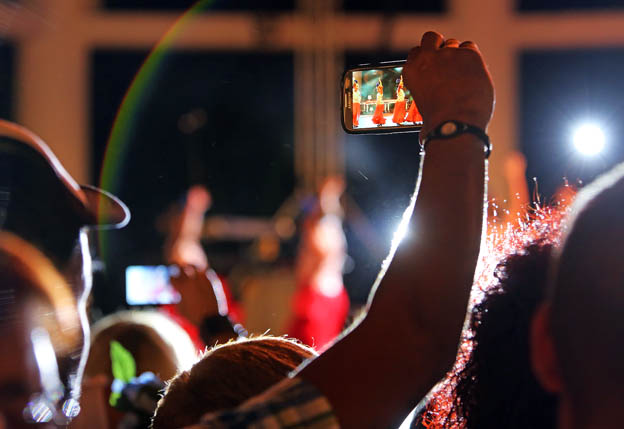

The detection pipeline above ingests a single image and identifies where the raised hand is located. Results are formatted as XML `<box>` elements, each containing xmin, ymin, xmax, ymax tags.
<box><xmin>403</xmin><ymin>31</ymin><xmax>495</xmax><ymax>136</ymax></box>
<box><xmin>170</xmin><ymin>265</ymin><xmax>228</xmax><ymax>327</ymax></box>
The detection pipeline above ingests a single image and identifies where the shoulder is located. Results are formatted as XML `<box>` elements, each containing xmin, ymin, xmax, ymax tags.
<box><xmin>193</xmin><ymin>377</ymin><xmax>340</xmax><ymax>428</ymax></box>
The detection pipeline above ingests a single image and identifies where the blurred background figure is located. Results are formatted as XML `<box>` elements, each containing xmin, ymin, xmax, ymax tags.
<box><xmin>165</xmin><ymin>185</ymin><xmax>213</xmax><ymax>270</ymax></box>
<box><xmin>152</xmin><ymin>336</ymin><xmax>316</xmax><ymax>429</ymax></box>
<box><xmin>163</xmin><ymin>180</ymin><xmax>349</xmax><ymax>351</ymax></box>
<box><xmin>496</xmin><ymin>150</ymin><xmax>577</xmax><ymax>228</ymax></box>
<box><xmin>500</xmin><ymin>150</ymin><xmax>531</xmax><ymax>224</ymax></box>
<box><xmin>164</xmin><ymin>185</ymin><xmax>244</xmax><ymax>347</ymax></box>
<box><xmin>72</xmin><ymin>310</ymin><xmax>197</xmax><ymax>429</ymax></box>
<box><xmin>286</xmin><ymin>176</ymin><xmax>350</xmax><ymax>350</ymax></box>
<box><xmin>0</xmin><ymin>232</ymin><xmax>81</xmax><ymax>428</ymax></box>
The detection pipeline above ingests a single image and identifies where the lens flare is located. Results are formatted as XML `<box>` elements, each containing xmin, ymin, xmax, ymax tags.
<box><xmin>97</xmin><ymin>0</ymin><xmax>215</xmax><ymax>258</ymax></box>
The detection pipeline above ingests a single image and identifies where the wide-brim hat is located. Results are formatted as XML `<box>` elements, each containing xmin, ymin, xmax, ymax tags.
<box><xmin>0</xmin><ymin>119</ymin><xmax>130</xmax><ymax>229</ymax></box>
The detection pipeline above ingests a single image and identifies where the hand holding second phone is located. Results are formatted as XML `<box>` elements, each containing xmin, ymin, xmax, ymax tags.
<box><xmin>170</xmin><ymin>265</ymin><xmax>227</xmax><ymax>326</ymax></box>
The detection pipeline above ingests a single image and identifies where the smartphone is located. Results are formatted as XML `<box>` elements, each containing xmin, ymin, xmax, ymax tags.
<box><xmin>125</xmin><ymin>265</ymin><xmax>181</xmax><ymax>306</ymax></box>
<box><xmin>342</xmin><ymin>60</ymin><xmax>423</xmax><ymax>134</ymax></box>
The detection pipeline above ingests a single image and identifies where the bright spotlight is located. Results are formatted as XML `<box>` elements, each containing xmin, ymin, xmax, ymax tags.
<box><xmin>573</xmin><ymin>123</ymin><xmax>605</xmax><ymax>156</ymax></box>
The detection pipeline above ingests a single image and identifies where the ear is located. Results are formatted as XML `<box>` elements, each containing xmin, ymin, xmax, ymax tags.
<box><xmin>530</xmin><ymin>302</ymin><xmax>564</xmax><ymax>393</ymax></box>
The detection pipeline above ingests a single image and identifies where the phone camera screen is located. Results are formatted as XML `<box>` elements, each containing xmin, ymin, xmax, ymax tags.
<box><xmin>343</xmin><ymin>65</ymin><xmax>423</xmax><ymax>133</ymax></box>
<box><xmin>125</xmin><ymin>265</ymin><xmax>181</xmax><ymax>306</ymax></box>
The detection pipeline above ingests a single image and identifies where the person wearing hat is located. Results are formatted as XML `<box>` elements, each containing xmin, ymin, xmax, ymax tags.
<box><xmin>0</xmin><ymin>119</ymin><xmax>130</xmax><ymax>422</ymax></box>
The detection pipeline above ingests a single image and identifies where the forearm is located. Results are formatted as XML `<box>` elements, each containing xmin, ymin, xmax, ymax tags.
<box><xmin>378</xmin><ymin>135</ymin><xmax>486</xmax><ymax>352</ymax></box>
<box><xmin>299</xmin><ymin>135</ymin><xmax>486</xmax><ymax>428</ymax></box>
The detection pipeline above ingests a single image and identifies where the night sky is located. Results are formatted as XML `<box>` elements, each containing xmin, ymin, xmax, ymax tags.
<box><xmin>0</xmin><ymin>42</ymin><xmax>13</xmax><ymax>121</ymax></box>
<box><xmin>518</xmin><ymin>0</ymin><xmax>624</xmax><ymax>11</ymax></box>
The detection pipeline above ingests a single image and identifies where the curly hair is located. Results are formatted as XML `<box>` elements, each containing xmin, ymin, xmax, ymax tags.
<box><xmin>419</xmin><ymin>206</ymin><xmax>565</xmax><ymax>429</ymax></box>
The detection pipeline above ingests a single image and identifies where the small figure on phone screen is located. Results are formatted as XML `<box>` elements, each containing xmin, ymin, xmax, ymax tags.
<box><xmin>352</xmin><ymin>80</ymin><xmax>361</xmax><ymax>127</ymax></box>
<box><xmin>406</xmin><ymin>96</ymin><xmax>423</xmax><ymax>124</ymax></box>
<box><xmin>372</xmin><ymin>78</ymin><xmax>387</xmax><ymax>126</ymax></box>
<box><xmin>392</xmin><ymin>75</ymin><xmax>407</xmax><ymax>125</ymax></box>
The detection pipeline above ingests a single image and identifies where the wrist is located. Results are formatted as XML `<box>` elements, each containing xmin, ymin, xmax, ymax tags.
<box><xmin>190</xmin><ymin>310</ymin><xmax>220</xmax><ymax>327</ymax></box>
<box><xmin>421</xmin><ymin>105</ymin><xmax>491</xmax><ymax>136</ymax></box>
<box><xmin>199</xmin><ymin>314</ymin><xmax>247</xmax><ymax>343</ymax></box>
<box><xmin>421</xmin><ymin>120</ymin><xmax>492</xmax><ymax>158</ymax></box>
<box><xmin>424</xmin><ymin>116</ymin><xmax>489</xmax><ymax>136</ymax></box>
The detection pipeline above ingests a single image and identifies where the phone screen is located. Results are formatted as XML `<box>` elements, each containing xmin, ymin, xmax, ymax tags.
<box><xmin>125</xmin><ymin>265</ymin><xmax>181</xmax><ymax>306</ymax></box>
<box><xmin>342</xmin><ymin>62</ymin><xmax>423</xmax><ymax>134</ymax></box>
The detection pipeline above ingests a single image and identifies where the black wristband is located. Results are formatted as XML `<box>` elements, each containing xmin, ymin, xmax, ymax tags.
<box><xmin>420</xmin><ymin>120</ymin><xmax>492</xmax><ymax>158</ymax></box>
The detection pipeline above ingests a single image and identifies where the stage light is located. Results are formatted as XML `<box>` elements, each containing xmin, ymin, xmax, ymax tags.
<box><xmin>573</xmin><ymin>123</ymin><xmax>605</xmax><ymax>156</ymax></box>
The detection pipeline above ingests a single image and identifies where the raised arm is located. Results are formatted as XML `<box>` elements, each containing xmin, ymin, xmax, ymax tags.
<box><xmin>297</xmin><ymin>31</ymin><xmax>494</xmax><ymax>428</ymax></box>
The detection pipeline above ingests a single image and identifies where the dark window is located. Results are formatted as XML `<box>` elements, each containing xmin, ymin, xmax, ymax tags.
<box><xmin>518</xmin><ymin>0</ymin><xmax>624</xmax><ymax>11</ymax></box>
<box><xmin>103</xmin><ymin>0</ymin><xmax>295</xmax><ymax>12</ymax></box>
<box><xmin>103</xmin><ymin>0</ymin><xmax>445</xmax><ymax>13</ymax></box>
<box><xmin>0</xmin><ymin>42</ymin><xmax>14</xmax><ymax>120</ymax></box>
<box><xmin>520</xmin><ymin>48</ymin><xmax>624</xmax><ymax>200</ymax></box>
<box><xmin>90</xmin><ymin>49</ymin><xmax>294</xmax><ymax>311</ymax></box>
<box><xmin>343</xmin><ymin>0</ymin><xmax>445</xmax><ymax>12</ymax></box>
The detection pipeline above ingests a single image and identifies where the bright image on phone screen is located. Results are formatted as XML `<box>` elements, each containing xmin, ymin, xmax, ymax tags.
<box><xmin>343</xmin><ymin>65</ymin><xmax>423</xmax><ymax>132</ymax></box>
<box><xmin>125</xmin><ymin>265</ymin><xmax>181</xmax><ymax>306</ymax></box>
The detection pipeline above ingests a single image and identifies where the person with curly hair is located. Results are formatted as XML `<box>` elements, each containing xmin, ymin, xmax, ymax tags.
<box><xmin>418</xmin><ymin>207</ymin><xmax>565</xmax><ymax>429</ymax></box>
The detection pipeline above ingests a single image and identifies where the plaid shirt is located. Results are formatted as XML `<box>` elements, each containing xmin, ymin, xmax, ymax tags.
<box><xmin>187</xmin><ymin>377</ymin><xmax>339</xmax><ymax>429</ymax></box>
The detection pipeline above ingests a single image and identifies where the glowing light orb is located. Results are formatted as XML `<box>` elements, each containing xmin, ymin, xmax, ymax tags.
<box><xmin>573</xmin><ymin>123</ymin><xmax>605</xmax><ymax>156</ymax></box>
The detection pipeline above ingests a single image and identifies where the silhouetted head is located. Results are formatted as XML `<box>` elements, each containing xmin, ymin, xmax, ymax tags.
<box><xmin>152</xmin><ymin>336</ymin><xmax>315</xmax><ymax>429</ymax></box>
<box><xmin>532</xmin><ymin>163</ymin><xmax>624</xmax><ymax>429</ymax></box>
<box><xmin>77</xmin><ymin>311</ymin><xmax>197</xmax><ymax>428</ymax></box>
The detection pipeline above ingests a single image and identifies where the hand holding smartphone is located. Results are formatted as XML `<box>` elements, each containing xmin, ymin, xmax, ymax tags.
<box><xmin>342</xmin><ymin>35</ymin><xmax>494</xmax><ymax>138</ymax></box>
